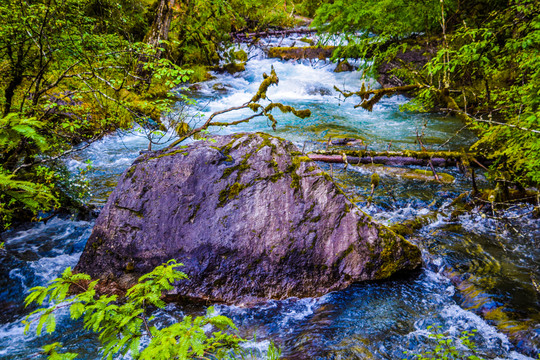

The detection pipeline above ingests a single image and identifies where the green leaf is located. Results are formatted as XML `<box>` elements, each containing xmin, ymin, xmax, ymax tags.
<box><xmin>45</xmin><ymin>314</ymin><xmax>56</xmax><ymax>334</ymax></box>
<box><xmin>70</xmin><ymin>302</ymin><xmax>85</xmax><ymax>319</ymax></box>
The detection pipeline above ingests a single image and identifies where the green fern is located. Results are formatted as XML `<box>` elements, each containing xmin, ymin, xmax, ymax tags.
<box><xmin>23</xmin><ymin>260</ymin><xmax>265</xmax><ymax>360</ymax></box>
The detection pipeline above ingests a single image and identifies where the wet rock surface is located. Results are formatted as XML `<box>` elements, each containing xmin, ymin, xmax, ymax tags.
<box><xmin>334</xmin><ymin>60</ymin><xmax>356</xmax><ymax>73</ymax></box>
<box><xmin>75</xmin><ymin>133</ymin><xmax>421</xmax><ymax>304</ymax></box>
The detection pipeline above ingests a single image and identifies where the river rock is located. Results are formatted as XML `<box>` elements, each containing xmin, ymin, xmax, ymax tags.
<box><xmin>75</xmin><ymin>133</ymin><xmax>421</xmax><ymax>304</ymax></box>
<box><xmin>334</xmin><ymin>60</ymin><xmax>356</xmax><ymax>73</ymax></box>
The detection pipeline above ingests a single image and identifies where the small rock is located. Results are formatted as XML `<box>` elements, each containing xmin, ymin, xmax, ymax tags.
<box><xmin>334</xmin><ymin>60</ymin><xmax>356</xmax><ymax>73</ymax></box>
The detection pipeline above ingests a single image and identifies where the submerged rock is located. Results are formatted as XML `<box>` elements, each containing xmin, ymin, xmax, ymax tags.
<box><xmin>305</xmin><ymin>84</ymin><xmax>332</xmax><ymax>96</ymax></box>
<box><xmin>212</xmin><ymin>62</ymin><xmax>246</xmax><ymax>75</ymax></box>
<box><xmin>75</xmin><ymin>133</ymin><xmax>421</xmax><ymax>304</ymax></box>
<box><xmin>334</xmin><ymin>60</ymin><xmax>356</xmax><ymax>73</ymax></box>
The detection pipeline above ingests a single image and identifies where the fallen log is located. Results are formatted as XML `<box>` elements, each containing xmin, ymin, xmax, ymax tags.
<box><xmin>308</xmin><ymin>153</ymin><xmax>457</xmax><ymax>167</ymax></box>
<box><xmin>268</xmin><ymin>45</ymin><xmax>336</xmax><ymax>60</ymax></box>
<box><xmin>307</xmin><ymin>150</ymin><xmax>489</xmax><ymax>168</ymax></box>
<box><xmin>232</xmin><ymin>28</ymin><xmax>317</xmax><ymax>41</ymax></box>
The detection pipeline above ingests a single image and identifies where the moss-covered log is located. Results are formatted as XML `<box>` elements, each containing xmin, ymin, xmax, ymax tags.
<box><xmin>388</xmin><ymin>211</ymin><xmax>439</xmax><ymax>237</ymax></box>
<box><xmin>268</xmin><ymin>45</ymin><xmax>336</xmax><ymax>60</ymax></box>
<box><xmin>232</xmin><ymin>27</ymin><xmax>317</xmax><ymax>41</ymax></box>
<box><xmin>308</xmin><ymin>150</ymin><xmax>488</xmax><ymax>168</ymax></box>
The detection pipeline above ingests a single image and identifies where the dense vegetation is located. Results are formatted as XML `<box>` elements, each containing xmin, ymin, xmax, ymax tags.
<box><xmin>2</xmin><ymin>0</ymin><xmax>539</xmax><ymax>358</ymax></box>
<box><xmin>24</xmin><ymin>259</ymin><xmax>281</xmax><ymax>359</ymax></box>
<box><xmin>313</xmin><ymin>0</ymin><xmax>540</xmax><ymax>188</ymax></box>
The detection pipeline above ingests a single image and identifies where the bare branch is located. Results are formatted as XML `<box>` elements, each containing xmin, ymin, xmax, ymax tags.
<box><xmin>335</xmin><ymin>84</ymin><xmax>424</xmax><ymax>111</ymax></box>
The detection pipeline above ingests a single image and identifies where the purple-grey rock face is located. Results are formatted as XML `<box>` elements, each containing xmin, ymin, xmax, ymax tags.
<box><xmin>75</xmin><ymin>133</ymin><xmax>421</xmax><ymax>304</ymax></box>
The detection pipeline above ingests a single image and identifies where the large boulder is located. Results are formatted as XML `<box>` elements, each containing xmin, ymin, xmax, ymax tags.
<box><xmin>75</xmin><ymin>133</ymin><xmax>421</xmax><ymax>304</ymax></box>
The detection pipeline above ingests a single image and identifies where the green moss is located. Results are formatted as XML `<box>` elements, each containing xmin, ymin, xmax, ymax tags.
<box><xmin>187</xmin><ymin>204</ymin><xmax>201</xmax><ymax>223</ymax></box>
<box><xmin>125</xmin><ymin>166</ymin><xmax>137</xmax><ymax>181</ymax></box>
<box><xmin>336</xmin><ymin>244</ymin><xmax>354</xmax><ymax>264</ymax></box>
<box><xmin>388</xmin><ymin>213</ymin><xmax>437</xmax><ymax>237</ymax></box>
<box><xmin>222</xmin><ymin>160</ymin><xmax>250</xmax><ymax>179</ymax></box>
<box><xmin>125</xmin><ymin>262</ymin><xmax>134</xmax><ymax>272</ymax></box>
<box><xmin>267</xmin><ymin>45</ymin><xmax>336</xmax><ymax>60</ymax></box>
<box><xmin>374</xmin><ymin>226</ymin><xmax>422</xmax><ymax>279</ymax></box>
<box><xmin>148</xmin><ymin>148</ymin><xmax>188</xmax><ymax>161</ymax></box>
<box><xmin>91</xmin><ymin>237</ymin><xmax>103</xmax><ymax>250</ymax></box>
<box><xmin>228</xmin><ymin>62</ymin><xmax>246</xmax><ymax>74</ymax></box>
<box><xmin>186</xmin><ymin>64</ymin><xmax>214</xmax><ymax>82</ymax></box>
<box><xmin>233</xmin><ymin>49</ymin><xmax>248</xmax><ymax>62</ymax></box>
<box><xmin>285</xmin><ymin>155</ymin><xmax>310</xmax><ymax>191</ymax></box>
<box><xmin>406</xmin><ymin>169</ymin><xmax>455</xmax><ymax>183</ymax></box>
<box><xmin>217</xmin><ymin>182</ymin><xmax>247</xmax><ymax>207</ymax></box>
<box><xmin>299</xmin><ymin>37</ymin><xmax>315</xmax><ymax>46</ymax></box>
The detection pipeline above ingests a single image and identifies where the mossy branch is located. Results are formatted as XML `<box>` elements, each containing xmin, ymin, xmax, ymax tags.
<box><xmin>308</xmin><ymin>149</ymin><xmax>488</xmax><ymax>168</ymax></box>
<box><xmin>250</xmin><ymin>67</ymin><xmax>279</xmax><ymax>103</ymax></box>
<box><xmin>164</xmin><ymin>67</ymin><xmax>311</xmax><ymax>150</ymax></box>
<box><xmin>334</xmin><ymin>84</ymin><xmax>424</xmax><ymax>111</ymax></box>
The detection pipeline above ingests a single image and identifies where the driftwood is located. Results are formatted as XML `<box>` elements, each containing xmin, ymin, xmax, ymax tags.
<box><xmin>307</xmin><ymin>150</ymin><xmax>488</xmax><ymax>168</ymax></box>
<box><xmin>232</xmin><ymin>28</ymin><xmax>317</xmax><ymax>41</ymax></box>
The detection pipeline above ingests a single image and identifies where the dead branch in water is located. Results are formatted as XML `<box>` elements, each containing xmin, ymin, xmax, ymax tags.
<box><xmin>232</xmin><ymin>28</ymin><xmax>317</xmax><ymax>41</ymax></box>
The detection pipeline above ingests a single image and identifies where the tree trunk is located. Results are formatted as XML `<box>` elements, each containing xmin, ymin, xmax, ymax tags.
<box><xmin>136</xmin><ymin>0</ymin><xmax>175</xmax><ymax>82</ymax></box>
<box><xmin>145</xmin><ymin>0</ymin><xmax>176</xmax><ymax>58</ymax></box>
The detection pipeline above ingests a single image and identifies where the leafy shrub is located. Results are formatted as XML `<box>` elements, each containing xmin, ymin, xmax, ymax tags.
<box><xmin>404</xmin><ymin>326</ymin><xmax>484</xmax><ymax>360</ymax></box>
<box><xmin>23</xmin><ymin>259</ymin><xmax>278</xmax><ymax>359</ymax></box>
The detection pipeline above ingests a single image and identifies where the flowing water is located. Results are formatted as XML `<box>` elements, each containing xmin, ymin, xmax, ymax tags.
<box><xmin>1</xmin><ymin>33</ymin><xmax>539</xmax><ymax>359</ymax></box>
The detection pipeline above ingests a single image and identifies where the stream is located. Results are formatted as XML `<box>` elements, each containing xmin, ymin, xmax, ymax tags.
<box><xmin>0</xmin><ymin>33</ymin><xmax>539</xmax><ymax>359</ymax></box>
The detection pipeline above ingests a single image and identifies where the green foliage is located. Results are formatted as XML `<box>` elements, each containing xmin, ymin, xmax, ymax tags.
<box><xmin>42</xmin><ymin>342</ymin><xmax>79</xmax><ymax>360</ymax></box>
<box><xmin>405</xmin><ymin>326</ymin><xmax>484</xmax><ymax>360</ymax></box>
<box><xmin>463</xmin><ymin>1</ymin><xmax>540</xmax><ymax>184</ymax></box>
<box><xmin>311</xmin><ymin>0</ymin><xmax>446</xmax><ymax>80</ymax></box>
<box><xmin>23</xmin><ymin>260</ymin><xmax>252</xmax><ymax>360</ymax></box>
<box><xmin>169</xmin><ymin>0</ymin><xmax>296</xmax><ymax>66</ymax></box>
<box><xmin>413</xmin><ymin>0</ymin><xmax>540</xmax><ymax>184</ymax></box>
<box><xmin>0</xmin><ymin>0</ymin><xmax>192</xmax><ymax>227</ymax></box>
<box><xmin>315</xmin><ymin>0</ymin><xmax>540</xmax><ymax>186</ymax></box>
<box><xmin>313</xmin><ymin>0</ymin><xmax>443</xmax><ymax>38</ymax></box>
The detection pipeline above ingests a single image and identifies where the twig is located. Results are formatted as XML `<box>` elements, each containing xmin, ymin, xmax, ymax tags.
<box><xmin>428</xmin><ymin>160</ymin><xmax>442</xmax><ymax>183</ymax></box>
